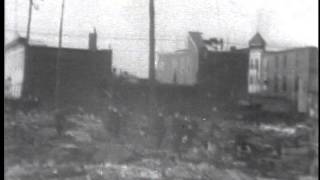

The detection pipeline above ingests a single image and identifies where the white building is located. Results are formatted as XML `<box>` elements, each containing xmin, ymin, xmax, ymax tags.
<box><xmin>248</xmin><ymin>32</ymin><xmax>266</xmax><ymax>93</ymax></box>
<box><xmin>155</xmin><ymin>32</ymin><xmax>205</xmax><ymax>86</ymax></box>
<box><xmin>5</xmin><ymin>37</ymin><xmax>27</xmax><ymax>99</ymax></box>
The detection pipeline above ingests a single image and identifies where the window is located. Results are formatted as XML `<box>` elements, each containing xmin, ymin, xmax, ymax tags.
<box><xmin>274</xmin><ymin>76</ymin><xmax>278</xmax><ymax>93</ymax></box>
<box><xmin>275</xmin><ymin>56</ymin><xmax>279</xmax><ymax>70</ymax></box>
<box><xmin>295</xmin><ymin>76</ymin><xmax>299</xmax><ymax>92</ymax></box>
<box><xmin>282</xmin><ymin>75</ymin><xmax>287</xmax><ymax>92</ymax></box>
<box><xmin>249</xmin><ymin>76</ymin><xmax>253</xmax><ymax>84</ymax></box>
<box><xmin>255</xmin><ymin>59</ymin><xmax>259</xmax><ymax>70</ymax></box>
<box><xmin>250</xmin><ymin>59</ymin><xmax>254</xmax><ymax>69</ymax></box>
<box><xmin>283</xmin><ymin>55</ymin><xmax>287</xmax><ymax>67</ymax></box>
<box><xmin>295</xmin><ymin>58</ymin><xmax>299</xmax><ymax>68</ymax></box>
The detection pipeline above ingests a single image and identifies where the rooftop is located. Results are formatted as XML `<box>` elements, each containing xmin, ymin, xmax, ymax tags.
<box><xmin>249</xmin><ymin>32</ymin><xmax>266</xmax><ymax>48</ymax></box>
<box><xmin>188</xmin><ymin>31</ymin><xmax>206</xmax><ymax>51</ymax></box>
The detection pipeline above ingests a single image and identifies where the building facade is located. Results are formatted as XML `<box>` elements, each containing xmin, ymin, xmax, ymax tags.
<box><xmin>156</xmin><ymin>31</ymin><xmax>249</xmax><ymax>100</ymax></box>
<box><xmin>5</xmin><ymin>38</ymin><xmax>26</xmax><ymax>99</ymax></box>
<box><xmin>247</xmin><ymin>32</ymin><xmax>318</xmax><ymax>114</ymax></box>
<box><xmin>261</xmin><ymin>47</ymin><xmax>318</xmax><ymax>113</ymax></box>
<box><xmin>156</xmin><ymin>50</ymin><xmax>198</xmax><ymax>85</ymax></box>
<box><xmin>5</xmin><ymin>35</ymin><xmax>112</xmax><ymax>107</ymax></box>
<box><xmin>155</xmin><ymin>32</ymin><xmax>204</xmax><ymax>86</ymax></box>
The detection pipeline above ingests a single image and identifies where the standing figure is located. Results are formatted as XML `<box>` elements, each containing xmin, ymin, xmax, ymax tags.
<box><xmin>172</xmin><ymin>112</ymin><xmax>186</xmax><ymax>158</ymax></box>
<box><xmin>154</xmin><ymin>112</ymin><xmax>166</xmax><ymax>148</ymax></box>
<box><xmin>187</xmin><ymin>117</ymin><xmax>199</xmax><ymax>147</ymax></box>
<box><xmin>54</xmin><ymin>110</ymin><xmax>67</xmax><ymax>136</ymax></box>
<box><xmin>107</xmin><ymin>106</ymin><xmax>122</xmax><ymax>137</ymax></box>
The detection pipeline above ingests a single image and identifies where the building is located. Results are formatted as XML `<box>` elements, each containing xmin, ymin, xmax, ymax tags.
<box><xmin>156</xmin><ymin>49</ymin><xmax>198</xmax><ymax>85</ymax></box>
<box><xmin>5</xmin><ymin>32</ymin><xmax>112</xmax><ymax>107</ymax></box>
<box><xmin>262</xmin><ymin>47</ymin><xmax>318</xmax><ymax>113</ymax></box>
<box><xmin>248</xmin><ymin>32</ymin><xmax>266</xmax><ymax>93</ymax></box>
<box><xmin>156</xmin><ymin>31</ymin><xmax>249</xmax><ymax>100</ymax></box>
<box><xmin>247</xmin><ymin>32</ymin><xmax>318</xmax><ymax>114</ymax></box>
<box><xmin>198</xmin><ymin>50</ymin><xmax>249</xmax><ymax>100</ymax></box>
<box><xmin>155</xmin><ymin>32</ymin><xmax>203</xmax><ymax>86</ymax></box>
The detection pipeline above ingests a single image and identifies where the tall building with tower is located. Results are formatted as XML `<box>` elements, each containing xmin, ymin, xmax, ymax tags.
<box><xmin>248</xmin><ymin>32</ymin><xmax>318</xmax><ymax>114</ymax></box>
<box><xmin>248</xmin><ymin>32</ymin><xmax>266</xmax><ymax>93</ymax></box>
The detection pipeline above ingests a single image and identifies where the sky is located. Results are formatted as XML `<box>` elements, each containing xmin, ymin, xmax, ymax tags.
<box><xmin>5</xmin><ymin>0</ymin><xmax>319</xmax><ymax>78</ymax></box>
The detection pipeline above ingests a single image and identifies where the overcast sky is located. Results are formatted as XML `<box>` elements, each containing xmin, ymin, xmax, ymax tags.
<box><xmin>5</xmin><ymin>0</ymin><xmax>318</xmax><ymax>77</ymax></box>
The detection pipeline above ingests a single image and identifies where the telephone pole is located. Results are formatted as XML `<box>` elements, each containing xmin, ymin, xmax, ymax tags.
<box><xmin>26</xmin><ymin>0</ymin><xmax>33</xmax><ymax>43</ymax></box>
<box><xmin>55</xmin><ymin>0</ymin><xmax>65</xmax><ymax>109</ymax></box>
<box><xmin>14</xmin><ymin>0</ymin><xmax>18</xmax><ymax>32</ymax></box>
<box><xmin>22</xmin><ymin>0</ymin><xmax>33</xmax><ymax>98</ymax></box>
<box><xmin>149</xmin><ymin>0</ymin><xmax>156</xmax><ymax>121</ymax></box>
<box><xmin>149</xmin><ymin>0</ymin><xmax>155</xmax><ymax>84</ymax></box>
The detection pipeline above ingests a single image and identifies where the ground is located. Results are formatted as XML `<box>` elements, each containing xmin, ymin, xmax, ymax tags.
<box><xmin>4</xmin><ymin>97</ymin><xmax>318</xmax><ymax>180</ymax></box>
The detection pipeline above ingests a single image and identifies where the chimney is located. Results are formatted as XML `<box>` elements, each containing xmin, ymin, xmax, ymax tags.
<box><xmin>88</xmin><ymin>28</ymin><xmax>97</xmax><ymax>51</ymax></box>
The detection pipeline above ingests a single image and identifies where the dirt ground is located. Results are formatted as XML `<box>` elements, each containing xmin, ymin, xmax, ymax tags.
<box><xmin>4</xmin><ymin>98</ymin><xmax>318</xmax><ymax>180</ymax></box>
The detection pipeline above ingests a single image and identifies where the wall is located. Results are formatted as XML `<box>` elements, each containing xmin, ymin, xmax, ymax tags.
<box><xmin>156</xmin><ymin>50</ymin><xmax>198</xmax><ymax>86</ymax></box>
<box><xmin>307</xmin><ymin>48</ymin><xmax>319</xmax><ymax>118</ymax></box>
<box><xmin>4</xmin><ymin>44</ymin><xmax>25</xmax><ymax>99</ymax></box>
<box><xmin>262</xmin><ymin>47</ymin><xmax>317</xmax><ymax>113</ymax></box>
<box><xmin>248</xmin><ymin>48</ymin><xmax>264</xmax><ymax>93</ymax></box>
<box><xmin>198</xmin><ymin>51</ymin><xmax>249</xmax><ymax>100</ymax></box>
<box><xmin>24</xmin><ymin>46</ymin><xmax>112</xmax><ymax>107</ymax></box>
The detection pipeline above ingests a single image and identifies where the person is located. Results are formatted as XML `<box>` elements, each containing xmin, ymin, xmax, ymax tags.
<box><xmin>54</xmin><ymin>110</ymin><xmax>67</xmax><ymax>136</ymax></box>
<box><xmin>154</xmin><ymin>111</ymin><xmax>166</xmax><ymax>148</ymax></box>
<box><xmin>172</xmin><ymin>112</ymin><xmax>186</xmax><ymax>158</ymax></box>
<box><xmin>107</xmin><ymin>105</ymin><xmax>122</xmax><ymax>137</ymax></box>
<box><xmin>188</xmin><ymin>117</ymin><xmax>199</xmax><ymax>147</ymax></box>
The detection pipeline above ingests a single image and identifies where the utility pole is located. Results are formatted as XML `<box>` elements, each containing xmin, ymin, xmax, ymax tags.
<box><xmin>14</xmin><ymin>0</ymin><xmax>18</xmax><ymax>32</ymax></box>
<box><xmin>149</xmin><ymin>0</ymin><xmax>156</xmax><ymax>125</ymax></box>
<box><xmin>55</xmin><ymin>0</ymin><xmax>65</xmax><ymax>109</ymax></box>
<box><xmin>149</xmin><ymin>0</ymin><xmax>155</xmax><ymax>85</ymax></box>
<box><xmin>26</xmin><ymin>0</ymin><xmax>33</xmax><ymax>43</ymax></box>
<box><xmin>22</xmin><ymin>0</ymin><xmax>33</xmax><ymax>98</ymax></box>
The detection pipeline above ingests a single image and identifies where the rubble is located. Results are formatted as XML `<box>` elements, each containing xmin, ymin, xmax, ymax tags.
<box><xmin>5</xmin><ymin>98</ymin><xmax>316</xmax><ymax>180</ymax></box>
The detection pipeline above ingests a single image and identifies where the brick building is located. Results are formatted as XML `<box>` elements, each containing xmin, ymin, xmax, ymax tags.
<box><xmin>156</xmin><ymin>31</ymin><xmax>249</xmax><ymax>100</ymax></box>
<box><xmin>5</xmin><ymin>32</ymin><xmax>112</xmax><ymax>107</ymax></box>
<box><xmin>247</xmin><ymin>32</ymin><xmax>318</xmax><ymax>113</ymax></box>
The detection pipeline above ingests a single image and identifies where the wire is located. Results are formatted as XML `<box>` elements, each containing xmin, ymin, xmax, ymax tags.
<box><xmin>5</xmin><ymin>29</ymin><xmax>296</xmax><ymax>49</ymax></box>
<box><xmin>5</xmin><ymin>28</ymin><xmax>185</xmax><ymax>41</ymax></box>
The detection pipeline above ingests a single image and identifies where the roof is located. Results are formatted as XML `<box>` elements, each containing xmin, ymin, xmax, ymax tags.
<box><xmin>5</xmin><ymin>37</ymin><xmax>27</xmax><ymax>50</ymax></box>
<box><xmin>264</xmin><ymin>46</ymin><xmax>318</xmax><ymax>55</ymax></box>
<box><xmin>5</xmin><ymin>36</ymin><xmax>111</xmax><ymax>52</ymax></box>
<box><xmin>188</xmin><ymin>32</ymin><xmax>205</xmax><ymax>51</ymax></box>
<box><xmin>249</xmin><ymin>32</ymin><xmax>266</xmax><ymax>48</ymax></box>
<box><xmin>5</xmin><ymin>35</ymin><xmax>48</xmax><ymax>50</ymax></box>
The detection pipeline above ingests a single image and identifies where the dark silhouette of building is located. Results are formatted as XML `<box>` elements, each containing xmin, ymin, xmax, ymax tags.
<box><xmin>5</xmin><ymin>33</ymin><xmax>112</xmax><ymax>108</ymax></box>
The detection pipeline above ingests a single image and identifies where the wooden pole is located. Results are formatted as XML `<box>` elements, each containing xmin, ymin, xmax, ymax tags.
<box><xmin>26</xmin><ymin>0</ymin><xmax>33</xmax><ymax>44</ymax></box>
<box><xmin>55</xmin><ymin>0</ymin><xmax>65</xmax><ymax>109</ymax></box>
<box><xmin>148</xmin><ymin>0</ymin><xmax>156</xmax><ymax>118</ymax></box>
<box><xmin>22</xmin><ymin>0</ymin><xmax>33</xmax><ymax>98</ymax></box>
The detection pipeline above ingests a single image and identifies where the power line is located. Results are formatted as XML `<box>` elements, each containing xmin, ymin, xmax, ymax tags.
<box><xmin>5</xmin><ymin>29</ymin><xmax>297</xmax><ymax>49</ymax></box>
<box><xmin>5</xmin><ymin>29</ymin><xmax>185</xmax><ymax>41</ymax></box>
<box><xmin>14</xmin><ymin>0</ymin><xmax>18</xmax><ymax>31</ymax></box>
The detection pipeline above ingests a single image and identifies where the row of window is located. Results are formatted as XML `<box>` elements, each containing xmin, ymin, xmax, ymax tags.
<box><xmin>272</xmin><ymin>76</ymin><xmax>299</xmax><ymax>93</ymax></box>
<box><xmin>274</xmin><ymin>55</ymin><xmax>287</xmax><ymax>68</ymax></box>
<box><xmin>249</xmin><ymin>75</ymin><xmax>300</xmax><ymax>93</ymax></box>
<box><xmin>249</xmin><ymin>58</ymin><xmax>259</xmax><ymax>70</ymax></box>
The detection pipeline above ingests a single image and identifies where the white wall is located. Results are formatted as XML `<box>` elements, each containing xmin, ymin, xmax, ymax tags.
<box><xmin>156</xmin><ymin>50</ymin><xmax>198</xmax><ymax>85</ymax></box>
<box><xmin>248</xmin><ymin>48</ymin><xmax>263</xmax><ymax>93</ymax></box>
<box><xmin>5</xmin><ymin>44</ymin><xmax>25</xmax><ymax>99</ymax></box>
